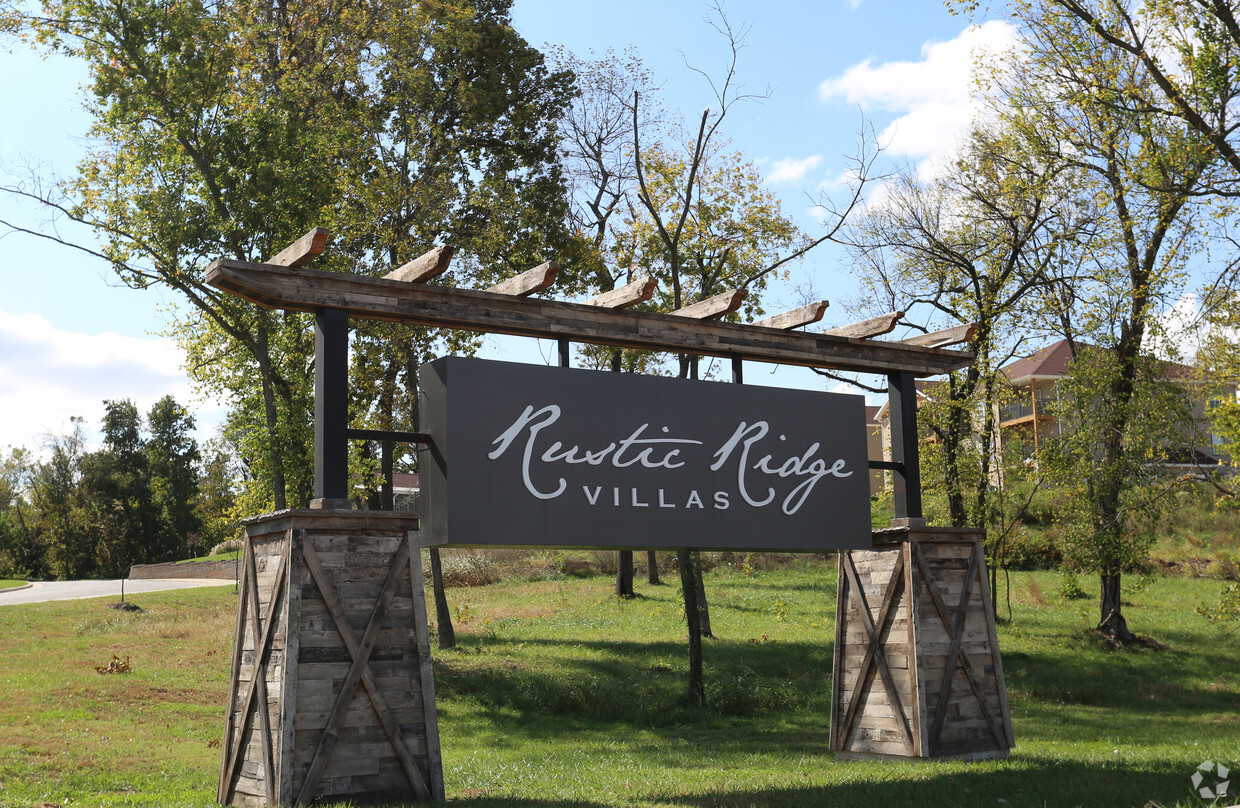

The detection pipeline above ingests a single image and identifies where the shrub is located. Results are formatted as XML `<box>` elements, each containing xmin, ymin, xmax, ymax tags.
<box><xmin>209</xmin><ymin>539</ymin><xmax>243</xmax><ymax>556</ymax></box>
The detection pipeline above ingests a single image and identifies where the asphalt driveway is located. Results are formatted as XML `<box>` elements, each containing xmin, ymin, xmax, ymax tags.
<box><xmin>0</xmin><ymin>578</ymin><xmax>236</xmax><ymax>605</ymax></box>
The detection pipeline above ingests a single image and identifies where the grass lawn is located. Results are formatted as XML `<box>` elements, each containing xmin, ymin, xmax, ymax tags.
<box><xmin>176</xmin><ymin>550</ymin><xmax>242</xmax><ymax>564</ymax></box>
<box><xmin>0</xmin><ymin>579</ymin><xmax>27</xmax><ymax>591</ymax></box>
<box><xmin>0</xmin><ymin>558</ymin><xmax>1236</xmax><ymax>807</ymax></box>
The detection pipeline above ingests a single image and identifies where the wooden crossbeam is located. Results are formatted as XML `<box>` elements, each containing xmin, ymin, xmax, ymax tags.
<box><xmin>581</xmin><ymin>275</ymin><xmax>657</xmax><ymax>309</ymax></box>
<box><xmin>383</xmin><ymin>244</ymin><xmax>455</xmax><ymax>284</ymax></box>
<box><xmin>911</xmin><ymin>542</ymin><xmax>1007</xmax><ymax>751</ymax></box>
<box><xmin>823</xmin><ymin>311</ymin><xmax>904</xmax><ymax>339</ymax></box>
<box><xmin>838</xmin><ymin>551</ymin><xmax>915</xmax><ymax>753</ymax></box>
<box><xmin>206</xmin><ymin>260</ymin><xmax>973</xmax><ymax>376</ymax></box>
<box><xmin>487</xmin><ymin>261</ymin><xmax>559</xmax><ymax>297</ymax></box>
<box><xmin>671</xmin><ymin>289</ymin><xmax>746</xmax><ymax>320</ymax></box>
<box><xmin>900</xmin><ymin>322</ymin><xmax>978</xmax><ymax>349</ymax></box>
<box><xmin>268</xmin><ymin>228</ymin><xmax>330</xmax><ymax>269</ymax></box>
<box><xmin>296</xmin><ymin>537</ymin><xmax>432</xmax><ymax>804</ymax></box>
<box><xmin>220</xmin><ymin>542</ymin><xmax>290</xmax><ymax>806</ymax></box>
<box><xmin>753</xmin><ymin>300</ymin><xmax>829</xmax><ymax>330</ymax></box>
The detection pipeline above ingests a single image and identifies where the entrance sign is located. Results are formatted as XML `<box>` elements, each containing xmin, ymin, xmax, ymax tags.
<box><xmin>418</xmin><ymin>356</ymin><xmax>872</xmax><ymax>551</ymax></box>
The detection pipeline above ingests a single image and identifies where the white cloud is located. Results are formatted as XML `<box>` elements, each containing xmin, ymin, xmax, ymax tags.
<box><xmin>818</xmin><ymin>21</ymin><xmax>1021</xmax><ymax>167</ymax></box>
<box><xmin>1150</xmin><ymin>293</ymin><xmax>1209</xmax><ymax>363</ymax></box>
<box><xmin>767</xmin><ymin>154</ymin><xmax>822</xmax><ymax>184</ymax></box>
<box><xmin>0</xmin><ymin>311</ymin><xmax>223</xmax><ymax>452</ymax></box>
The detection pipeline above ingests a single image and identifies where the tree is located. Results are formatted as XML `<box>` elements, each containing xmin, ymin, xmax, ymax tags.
<box><xmin>146</xmin><ymin>396</ymin><xmax>202</xmax><ymax>560</ymax></box>
<box><xmin>28</xmin><ymin>420</ymin><xmax>92</xmax><ymax>579</ymax></box>
<box><xmin>0</xmin><ymin>448</ymin><xmax>46</xmax><ymax>579</ymax></box>
<box><xmin>1033</xmin><ymin>0</ymin><xmax>1240</xmax><ymax>198</ymax></box>
<box><xmin>844</xmin><ymin>123</ymin><xmax>1090</xmax><ymax>534</ymax></box>
<box><xmin>995</xmin><ymin>0</ymin><xmax>1217</xmax><ymax>642</ymax></box>
<box><xmin>1</xmin><ymin>0</ymin><xmax>577</xmax><ymax>515</ymax></box>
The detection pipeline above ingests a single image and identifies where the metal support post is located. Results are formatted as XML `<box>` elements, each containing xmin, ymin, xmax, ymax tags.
<box><xmin>887</xmin><ymin>371</ymin><xmax>923</xmax><ymax>521</ymax></box>
<box><xmin>314</xmin><ymin>307</ymin><xmax>350</xmax><ymax>503</ymax></box>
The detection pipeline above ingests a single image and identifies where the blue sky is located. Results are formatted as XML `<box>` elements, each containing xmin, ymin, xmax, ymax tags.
<box><xmin>0</xmin><ymin>0</ymin><xmax>1018</xmax><ymax>452</ymax></box>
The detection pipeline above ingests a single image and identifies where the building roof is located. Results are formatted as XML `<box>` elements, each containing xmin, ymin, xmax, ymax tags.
<box><xmin>1000</xmin><ymin>340</ymin><xmax>1076</xmax><ymax>382</ymax></box>
<box><xmin>865</xmin><ymin>405</ymin><xmax>881</xmax><ymax>425</ymax></box>
<box><xmin>1000</xmin><ymin>338</ymin><xmax>1199</xmax><ymax>384</ymax></box>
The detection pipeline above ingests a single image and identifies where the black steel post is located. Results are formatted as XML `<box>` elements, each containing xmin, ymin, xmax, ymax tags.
<box><xmin>558</xmin><ymin>338</ymin><xmax>571</xmax><ymax>368</ymax></box>
<box><xmin>314</xmin><ymin>307</ymin><xmax>350</xmax><ymax>503</ymax></box>
<box><xmin>731</xmin><ymin>356</ymin><xmax>744</xmax><ymax>385</ymax></box>
<box><xmin>887</xmin><ymin>371</ymin><xmax>923</xmax><ymax>520</ymax></box>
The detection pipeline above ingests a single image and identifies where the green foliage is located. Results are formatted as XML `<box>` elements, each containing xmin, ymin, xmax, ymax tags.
<box><xmin>1198</xmin><ymin>582</ymin><xmax>1240</xmax><ymax>634</ymax></box>
<box><xmin>1</xmin><ymin>572</ymin><xmax>1239</xmax><ymax>806</ymax></box>
<box><xmin>0</xmin><ymin>398</ymin><xmax>206</xmax><ymax>580</ymax></box>
<box><xmin>3</xmin><ymin>0</ymin><xmax>578</xmax><ymax>512</ymax></box>
<box><xmin>1056</xmin><ymin>570</ymin><xmax>1089</xmax><ymax>600</ymax></box>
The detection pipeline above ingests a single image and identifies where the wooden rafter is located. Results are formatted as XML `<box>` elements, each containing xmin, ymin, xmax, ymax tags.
<box><xmin>487</xmin><ymin>261</ymin><xmax>559</xmax><ymax>297</ymax></box>
<box><xmin>753</xmin><ymin>300</ymin><xmax>829</xmax><ymax>330</ymax></box>
<box><xmin>268</xmin><ymin>228</ymin><xmax>330</xmax><ymax>269</ymax></box>
<box><xmin>581</xmin><ymin>275</ymin><xmax>656</xmax><ymax>309</ymax></box>
<box><xmin>671</xmin><ymin>289</ymin><xmax>745</xmax><ymax>320</ymax></box>
<box><xmin>900</xmin><ymin>322</ymin><xmax>978</xmax><ymax>349</ymax></box>
<box><xmin>822</xmin><ymin>311</ymin><xmax>904</xmax><ymax>339</ymax></box>
<box><xmin>384</xmin><ymin>244</ymin><xmax>455</xmax><ymax>284</ymax></box>
<box><xmin>205</xmin><ymin>260</ymin><xmax>972</xmax><ymax>376</ymax></box>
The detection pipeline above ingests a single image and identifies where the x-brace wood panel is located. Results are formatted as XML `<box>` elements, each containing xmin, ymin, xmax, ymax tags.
<box><xmin>219</xmin><ymin>538</ymin><xmax>290</xmax><ymax>805</ymax></box>
<box><xmin>912</xmin><ymin>542</ymin><xmax>1009</xmax><ymax>753</ymax></box>
<box><xmin>295</xmin><ymin>534</ymin><xmax>431</xmax><ymax>804</ymax></box>
<box><xmin>836</xmin><ymin>549</ymin><xmax>915</xmax><ymax>753</ymax></box>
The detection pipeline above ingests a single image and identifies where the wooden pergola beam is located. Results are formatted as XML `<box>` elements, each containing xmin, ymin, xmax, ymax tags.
<box><xmin>581</xmin><ymin>275</ymin><xmax>656</xmax><ymax>309</ymax></box>
<box><xmin>206</xmin><ymin>260</ymin><xmax>972</xmax><ymax>376</ymax></box>
<box><xmin>268</xmin><ymin>227</ymin><xmax>330</xmax><ymax>269</ymax></box>
<box><xmin>383</xmin><ymin>244</ymin><xmax>454</xmax><ymax>284</ymax></box>
<box><xmin>672</xmin><ymin>289</ymin><xmax>745</xmax><ymax>320</ymax></box>
<box><xmin>823</xmin><ymin>311</ymin><xmax>904</xmax><ymax>339</ymax></box>
<box><xmin>900</xmin><ymin>322</ymin><xmax>978</xmax><ymax>349</ymax></box>
<box><xmin>487</xmin><ymin>261</ymin><xmax>559</xmax><ymax>297</ymax></box>
<box><xmin>753</xmin><ymin>300</ymin><xmax>830</xmax><ymax>330</ymax></box>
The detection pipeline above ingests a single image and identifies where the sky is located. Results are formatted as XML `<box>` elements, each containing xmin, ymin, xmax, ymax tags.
<box><xmin>0</xmin><ymin>0</ymin><xmax>1022</xmax><ymax>454</ymax></box>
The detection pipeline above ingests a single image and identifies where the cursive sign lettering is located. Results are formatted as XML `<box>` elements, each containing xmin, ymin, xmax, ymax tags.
<box><xmin>488</xmin><ymin>405</ymin><xmax>850</xmax><ymax>516</ymax></box>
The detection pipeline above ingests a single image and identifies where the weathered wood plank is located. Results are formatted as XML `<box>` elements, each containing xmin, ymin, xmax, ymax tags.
<box><xmin>383</xmin><ymin>245</ymin><xmax>455</xmax><ymax>284</ymax></box>
<box><xmin>581</xmin><ymin>275</ymin><xmax>656</xmax><ymax>309</ymax></box>
<box><xmin>297</xmin><ymin>537</ymin><xmax>432</xmax><ymax>804</ymax></box>
<box><xmin>205</xmin><ymin>260</ymin><xmax>972</xmax><ymax>376</ymax></box>
<box><xmin>268</xmin><ymin>228</ymin><xmax>330</xmax><ymax>269</ymax></box>
<box><xmin>486</xmin><ymin>261</ymin><xmax>559</xmax><ymax>297</ymax></box>
<box><xmin>822</xmin><ymin>311</ymin><xmax>904</xmax><ymax>339</ymax></box>
<box><xmin>900</xmin><ymin>322</ymin><xmax>978</xmax><ymax>349</ymax></box>
<box><xmin>752</xmin><ymin>300</ymin><xmax>829</xmax><ymax>330</ymax></box>
<box><xmin>671</xmin><ymin>289</ymin><xmax>746</xmax><ymax>320</ymax></box>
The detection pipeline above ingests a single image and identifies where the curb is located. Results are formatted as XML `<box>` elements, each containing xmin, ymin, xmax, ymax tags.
<box><xmin>0</xmin><ymin>582</ymin><xmax>33</xmax><ymax>594</ymax></box>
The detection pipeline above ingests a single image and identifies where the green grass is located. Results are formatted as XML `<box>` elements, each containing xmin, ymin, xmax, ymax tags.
<box><xmin>0</xmin><ymin>578</ymin><xmax>27</xmax><ymax>591</ymax></box>
<box><xmin>175</xmin><ymin>549</ymin><xmax>242</xmax><ymax>564</ymax></box>
<box><xmin>0</xmin><ymin>562</ymin><xmax>1237</xmax><ymax>807</ymax></box>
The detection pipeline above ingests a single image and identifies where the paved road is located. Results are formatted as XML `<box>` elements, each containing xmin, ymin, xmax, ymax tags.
<box><xmin>0</xmin><ymin>578</ymin><xmax>236</xmax><ymax>606</ymax></box>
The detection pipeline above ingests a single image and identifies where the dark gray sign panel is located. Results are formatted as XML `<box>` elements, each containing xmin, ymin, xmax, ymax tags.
<box><xmin>418</xmin><ymin>356</ymin><xmax>873</xmax><ymax>552</ymax></box>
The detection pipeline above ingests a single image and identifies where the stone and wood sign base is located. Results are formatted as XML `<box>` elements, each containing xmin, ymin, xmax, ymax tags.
<box><xmin>831</xmin><ymin>522</ymin><xmax>1014</xmax><ymax>761</ymax></box>
<box><xmin>218</xmin><ymin>509</ymin><xmax>443</xmax><ymax>806</ymax></box>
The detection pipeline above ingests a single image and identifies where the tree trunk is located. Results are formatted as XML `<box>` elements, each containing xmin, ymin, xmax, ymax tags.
<box><xmin>677</xmin><ymin>548</ymin><xmax>705</xmax><ymax>707</ymax></box>
<box><xmin>254</xmin><ymin>319</ymin><xmax>287</xmax><ymax>510</ymax></box>
<box><xmin>428</xmin><ymin>548</ymin><xmax>455</xmax><ymax>650</ymax></box>
<box><xmin>1098</xmin><ymin>569</ymin><xmax>1135</xmax><ymax>643</ymax></box>
<box><xmin>692</xmin><ymin>550</ymin><xmax>712</xmax><ymax>638</ymax></box>
<box><xmin>616</xmin><ymin>550</ymin><xmax>634</xmax><ymax>597</ymax></box>
<box><xmin>647</xmin><ymin>550</ymin><xmax>661</xmax><ymax>585</ymax></box>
